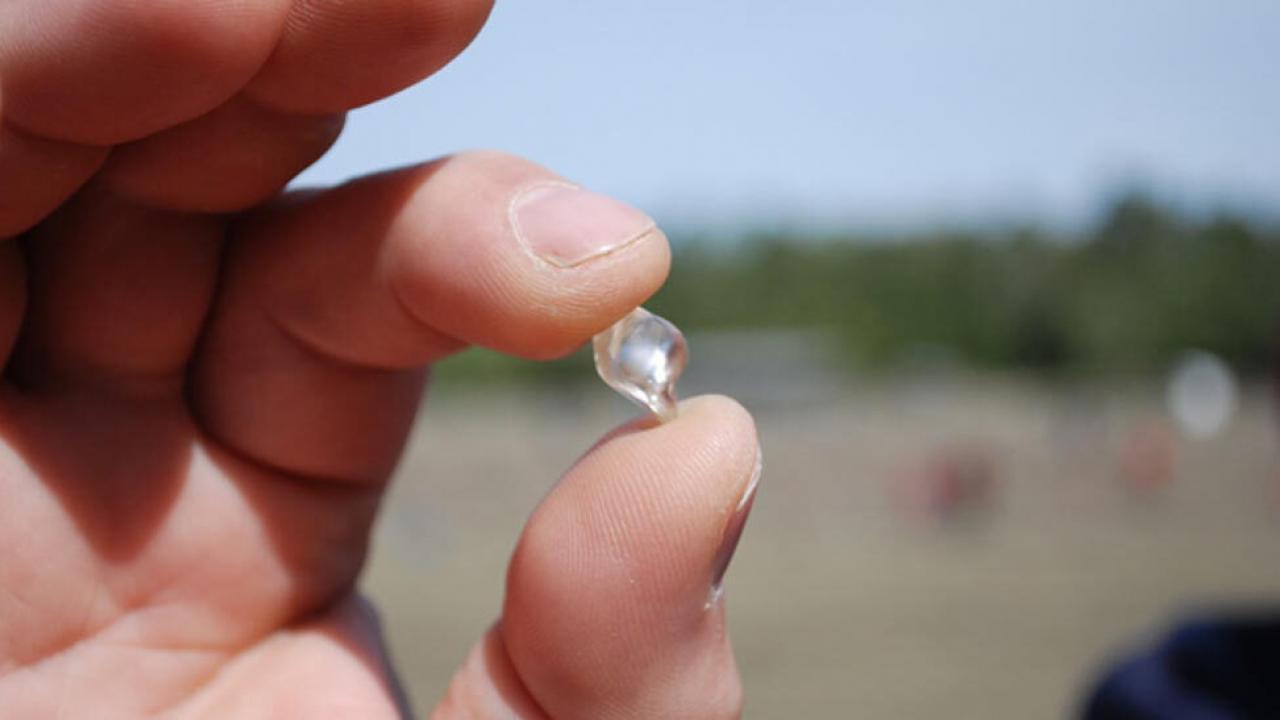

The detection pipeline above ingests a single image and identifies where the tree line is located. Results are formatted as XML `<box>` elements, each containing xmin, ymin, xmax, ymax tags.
<box><xmin>442</xmin><ymin>193</ymin><xmax>1280</xmax><ymax>384</ymax></box>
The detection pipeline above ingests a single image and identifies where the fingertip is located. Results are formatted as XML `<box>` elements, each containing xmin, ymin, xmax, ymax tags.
<box><xmin>0</xmin><ymin>122</ymin><xmax>107</xmax><ymax>236</ymax></box>
<box><xmin>98</xmin><ymin>98</ymin><xmax>346</xmax><ymax>213</ymax></box>
<box><xmin>501</xmin><ymin>393</ymin><xmax>758</xmax><ymax>717</ymax></box>
<box><xmin>388</xmin><ymin>152</ymin><xmax>673</xmax><ymax>359</ymax></box>
<box><xmin>672</xmin><ymin>394</ymin><xmax>760</xmax><ymax>455</ymax></box>
<box><xmin>519</xmin><ymin>393</ymin><xmax>760</xmax><ymax>599</ymax></box>
<box><xmin>244</xmin><ymin>0</ymin><xmax>495</xmax><ymax>114</ymax></box>
<box><xmin>2</xmin><ymin>0</ymin><xmax>292</xmax><ymax>143</ymax></box>
<box><xmin>639</xmin><ymin>393</ymin><xmax>762</xmax><ymax>502</ymax></box>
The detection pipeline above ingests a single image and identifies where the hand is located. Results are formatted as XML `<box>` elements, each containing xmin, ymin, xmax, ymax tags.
<box><xmin>0</xmin><ymin>1</ymin><xmax>760</xmax><ymax>718</ymax></box>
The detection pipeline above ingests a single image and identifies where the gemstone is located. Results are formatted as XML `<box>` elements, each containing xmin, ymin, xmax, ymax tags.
<box><xmin>592</xmin><ymin>307</ymin><xmax>688</xmax><ymax>422</ymax></box>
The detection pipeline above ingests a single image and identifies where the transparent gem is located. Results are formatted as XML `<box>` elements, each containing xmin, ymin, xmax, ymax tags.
<box><xmin>593</xmin><ymin>307</ymin><xmax>688</xmax><ymax>422</ymax></box>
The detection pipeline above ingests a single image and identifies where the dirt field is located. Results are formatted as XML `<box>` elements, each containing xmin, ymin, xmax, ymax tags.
<box><xmin>361</xmin><ymin>374</ymin><xmax>1280</xmax><ymax>718</ymax></box>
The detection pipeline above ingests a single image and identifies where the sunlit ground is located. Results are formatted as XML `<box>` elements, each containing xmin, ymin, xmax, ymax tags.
<box><xmin>362</xmin><ymin>347</ymin><xmax>1280</xmax><ymax>718</ymax></box>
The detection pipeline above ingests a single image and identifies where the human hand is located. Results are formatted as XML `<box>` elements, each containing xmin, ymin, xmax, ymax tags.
<box><xmin>0</xmin><ymin>1</ymin><xmax>760</xmax><ymax>718</ymax></box>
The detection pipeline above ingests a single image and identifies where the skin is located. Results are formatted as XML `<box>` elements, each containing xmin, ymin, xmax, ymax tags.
<box><xmin>0</xmin><ymin>1</ymin><xmax>760</xmax><ymax>718</ymax></box>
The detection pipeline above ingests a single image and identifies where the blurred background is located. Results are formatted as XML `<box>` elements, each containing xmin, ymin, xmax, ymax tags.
<box><xmin>295</xmin><ymin>1</ymin><xmax>1280</xmax><ymax>717</ymax></box>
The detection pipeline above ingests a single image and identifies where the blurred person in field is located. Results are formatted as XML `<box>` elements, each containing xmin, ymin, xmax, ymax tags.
<box><xmin>1116</xmin><ymin>419</ymin><xmax>1177</xmax><ymax>500</ymax></box>
<box><xmin>891</xmin><ymin>443</ymin><xmax>1000</xmax><ymax>529</ymax></box>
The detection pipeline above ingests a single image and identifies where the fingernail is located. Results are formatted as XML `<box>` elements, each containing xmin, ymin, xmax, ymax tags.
<box><xmin>509</xmin><ymin>181</ymin><xmax>657</xmax><ymax>268</ymax></box>
<box><xmin>709</xmin><ymin>447</ymin><xmax>763</xmax><ymax>604</ymax></box>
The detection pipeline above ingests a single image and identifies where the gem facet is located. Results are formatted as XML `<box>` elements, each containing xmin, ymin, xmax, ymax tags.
<box><xmin>592</xmin><ymin>307</ymin><xmax>688</xmax><ymax>422</ymax></box>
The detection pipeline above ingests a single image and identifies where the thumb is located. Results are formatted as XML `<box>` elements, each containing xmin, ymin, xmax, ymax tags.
<box><xmin>433</xmin><ymin>395</ymin><xmax>761</xmax><ymax>719</ymax></box>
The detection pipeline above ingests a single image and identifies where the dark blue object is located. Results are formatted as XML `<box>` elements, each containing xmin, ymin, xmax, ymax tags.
<box><xmin>1083</xmin><ymin>613</ymin><xmax>1280</xmax><ymax>719</ymax></box>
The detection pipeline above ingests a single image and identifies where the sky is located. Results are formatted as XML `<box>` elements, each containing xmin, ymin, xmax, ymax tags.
<box><xmin>295</xmin><ymin>0</ymin><xmax>1280</xmax><ymax>233</ymax></box>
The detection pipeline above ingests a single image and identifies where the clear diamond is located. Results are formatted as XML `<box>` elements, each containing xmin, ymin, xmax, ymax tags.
<box><xmin>592</xmin><ymin>307</ymin><xmax>687</xmax><ymax>421</ymax></box>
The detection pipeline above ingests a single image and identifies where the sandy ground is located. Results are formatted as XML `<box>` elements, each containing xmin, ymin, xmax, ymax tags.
<box><xmin>361</xmin><ymin>375</ymin><xmax>1280</xmax><ymax>718</ymax></box>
